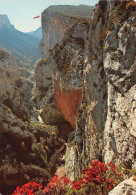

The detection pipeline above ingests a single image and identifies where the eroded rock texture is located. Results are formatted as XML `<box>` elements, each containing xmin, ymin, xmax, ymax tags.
<box><xmin>0</xmin><ymin>49</ymin><xmax>65</xmax><ymax>194</ymax></box>
<box><xmin>0</xmin><ymin>49</ymin><xmax>35</xmax><ymax>122</ymax></box>
<box><xmin>0</xmin><ymin>103</ymin><xmax>65</xmax><ymax>194</ymax></box>
<box><xmin>108</xmin><ymin>177</ymin><xmax>136</xmax><ymax>195</ymax></box>
<box><xmin>1</xmin><ymin>1</ymin><xmax>136</xmax><ymax>193</ymax></box>
<box><xmin>39</xmin><ymin>5</ymin><xmax>93</xmax><ymax>58</ymax></box>
<box><xmin>103</xmin><ymin>16</ymin><xmax>136</xmax><ymax>168</ymax></box>
<box><xmin>36</xmin><ymin>1</ymin><xmax>136</xmax><ymax>181</ymax></box>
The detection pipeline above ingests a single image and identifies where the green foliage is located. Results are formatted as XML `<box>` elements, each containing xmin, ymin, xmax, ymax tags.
<box><xmin>61</xmin><ymin>14</ymin><xmax>91</xmax><ymax>23</ymax></box>
<box><xmin>122</xmin><ymin>167</ymin><xmax>136</xmax><ymax>178</ymax></box>
<box><xmin>65</xmin><ymin>183</ymin><xmax>104</xmax><ymax>195</ymax></box>
<box><xmin>107</xmin><ymin>163</ymin><xmax>136</xmax><ymax>181</ymax></box>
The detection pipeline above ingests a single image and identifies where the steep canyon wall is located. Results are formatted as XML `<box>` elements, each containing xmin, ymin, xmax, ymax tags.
<box><xmin>37</xmin><ymin>1</ymin><xmax>136</xmax><ymax>180</ymax></box>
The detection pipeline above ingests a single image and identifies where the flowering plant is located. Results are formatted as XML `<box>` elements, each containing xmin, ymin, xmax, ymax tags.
<box><xmin>71</xmin><ymin>160</ymin><xmax>121</xmax><ymax>194</ymax></box>
<box><xmin>12</xmin><ymin>160</ymin><xmax>122</xmax><ymax>195</ymax></box>
<box><xmin>43</xmin><ymin>175</ymin><xmax>71</xmax><ymax>194</ymax></box>
<box><xmin>42</xmin><ymin>160</ymin><xmax>121</xmax><ymax>195</ymax></box>
<box><xmin>12</xmin><ymin>182</ymin><xmax>42</xmax><ymax>195</ymax></box>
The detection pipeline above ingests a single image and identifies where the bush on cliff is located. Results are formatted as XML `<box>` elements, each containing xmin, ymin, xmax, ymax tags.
<box><xmin>108</xmin><ymin>0</ymin><xmax>136</xmax><ymax>30</ymax></box>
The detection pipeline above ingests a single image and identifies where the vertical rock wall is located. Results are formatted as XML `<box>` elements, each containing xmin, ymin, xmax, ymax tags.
<box><xmin>103</xmin><ymin>16</ymin><xmax>136</xmax><ymax>167</ymax></box>
<box><xmin>37</xmin><ymin>1</ymin><xmax>136</xmax><ymax>181</ymax></box>
<box><xmin>39</xmin><ymin>9</ymin><xmax>76</xmax><ymax>58</ymax></box>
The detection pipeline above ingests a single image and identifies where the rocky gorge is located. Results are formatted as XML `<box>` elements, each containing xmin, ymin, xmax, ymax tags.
<box><xmin>0</xmin><ymin>1</ymin><xmax>136</xmax><ymax>194</ymax></box>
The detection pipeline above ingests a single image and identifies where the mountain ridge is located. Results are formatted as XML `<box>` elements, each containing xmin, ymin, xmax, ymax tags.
<box><xmin>0</xmin><ymin>14</ymin><xmax>41</xmax><ymax>64</ymax></box>
<box><xmin>26</xmin><ymin>27</ymin><xmax>42</xmax><ymax>39</ymax></box>
<box><xmin>0</xmin><ymin>14</ymin><xmax>12</xmax><ymax>28</ymax></box>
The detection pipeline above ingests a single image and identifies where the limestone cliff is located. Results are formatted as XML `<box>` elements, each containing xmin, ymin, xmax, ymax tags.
<box><xmin>0</xmin><ymin>49</ymin><xmax>34</xmax><ymax>121</ymax></box>
<box><xmin>37</xmin><ymin>0</ymin><xmax>136</xmax><ymax>181</ymax></box>
<box><xmin>108</xmin><ymin>176</ymin><xmax>136</xmax><ymax>195</ymax></box>
<box><xmin>39</xmin><ymin>5</ymin><xmax>93</xmax><ymax>58</ymax></box>
<box><xmin>0</xmin><ymin>49</ymin><xmax>65</xmax><ymax>194</ymax></box>
<box><xmin>1</xmin><ymin>1</ymin><xmax>135</xmax><ymax>194</ymax></box>
<box><xmin>0</xmin><ymin>101</ymin><xmax>65</xmax><ymax>194</ymax></box>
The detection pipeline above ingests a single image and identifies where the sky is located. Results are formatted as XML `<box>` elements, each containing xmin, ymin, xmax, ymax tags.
<box><xmin>0</xmin><ymin>0</ymin><xmax>98</xmax><ymax>32</ymax></box>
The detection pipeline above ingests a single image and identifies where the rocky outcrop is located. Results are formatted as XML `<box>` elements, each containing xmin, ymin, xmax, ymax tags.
<box><xmin>0</xmin><ymin>49</ymin><xmax>65</xmax><ymax>194</ymax></box>
<box><xmin>108</xmin><ymin>177</ymin><xmax>136</xmax><ymax>195</ymax></box>
<box><xmin>65</xmin><ymin>0</ymin><xmax>136</xmax><ymax>178</ymax></box>
<box><xmin>37</xmin><ymin>0</ymin><xmax>136</xmax><ymax>181</ymax></box>
<box><xmin>39</xmin><ymin>11</ymin><xmax>74</xmax><ymax>58</ymax></box>
<box><xmin>39</xmin><ymin>5</ymin><xmax>93</xmax><ymax>58</ymax></box>
<box><xmin>103</xmin><ymin>16</ymin><xmax>136</xmax><ymax>167</ymax></box>
<box><xmin>1</xmin><ymin>1</ymin><xmax>135</xmax><ymax>193</ymax></box>
<box><xmin>36</xmin><ymin>20</ymin><xmax>90</xmax><ymax>142</ymax></box>
<box><xmin>0</xmin><ymin>102</ymin><xmax>65</xmax><ymax>194</ymax></box>
<box><xmin>0</xmin><ymin>49</ymin><xmax>34</xmax><ymax>121</ymax></box>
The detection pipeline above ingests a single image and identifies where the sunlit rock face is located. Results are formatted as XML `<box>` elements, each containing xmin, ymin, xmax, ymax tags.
<box><xmin>39</xmin><ymin>11</ymin><xmax>74</xmax><ymax>58</ymax></box>
<box><xmin>103</xmin><ymin>16</ymin><xmax>136</xmax><ymax>167</ymax></box>
<box><xmin>1</xmin><ymin>1</ymin><xmax>135</xmax><ymax>193</ymax></box>
<box><xmin>37</xmin><ymin>21</ymin><xmax>89</xmax><ymax>140</ymax></box>
<box><xmin>108</xmin><ymin>177</ymin><xmax>136</xmax><ymax>195</ymax></box>
<box><xmin>39</xmin><ymin>5</ymin><xmax>93</xmax><ymax>58</ymax></box>
<box><xmin>37</xmin><ymin>1</ymin><xmax>136</xmax><ymax>181</ymax></box>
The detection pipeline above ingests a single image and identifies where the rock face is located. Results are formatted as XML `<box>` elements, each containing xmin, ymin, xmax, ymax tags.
<box><xmin>0</xmin><ymin>102</ymin><xmax>65</xmax><ymax>194</ymax></box>
<box><xmin>0</xmin><ymin>49</ymin><xmax>34</xmax><ymax>121</ymax></box>
<box><xmin>1</xmin><ymin>1</ymin><xmax>135</xmax><ymax>194</ymax></box>
<box><xmin>39</xmin><ymin>11</ymin><xmax>74</xmax><ymax>58</ymax></box>
<box><xmin>39</xmin><ymin>5</ymin><xmax>93</xmax><ymax>58</ymax></box>
<box><xmin>103</xmin><ymin>16</ymin><xmax>136</xmax><ymax>167</ymax></box>
<box><xmin>36</xmin><ymin>20</ymin><xmax>90</xmax><ymax>140</ymax></box>
<box><xmin>37</xmin><ymin>0</ymin><xmax>136</xmax><ymax>181</ymax></box>
<box><xmin>108</xmin><ymin>177</ymin><xmax>136</xmax><ymax>195</ymax></box>
<box><xmin>0</xmin><ymin>49</ymin><xmax>65</xmax><ymax>194</ymax></box>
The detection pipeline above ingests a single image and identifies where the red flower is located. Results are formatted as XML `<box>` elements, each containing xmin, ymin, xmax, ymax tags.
<box><xmin>12</xmin><ymin>182</ymin><xmax>42</xmax><ymax>195</ymax></box>
<box><xmin>14</xmin><ymin>160</ymin><xmax>121</xmax><ymax>194</ymax></box>
<box><xmin>43</xmin><ymin>175</ymin><xmax>72</xmax><ymax>194</ymax></box>
<box><xmin>72</xmin><ymin>182</ymin><xmax>81</xmax><ymax>190</ymax></box>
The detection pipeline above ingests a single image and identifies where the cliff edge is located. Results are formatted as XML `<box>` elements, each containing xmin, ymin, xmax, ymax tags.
<box><xmin>37</xmin><ymin>0</ymin><xmax>136</xmax><ymax>180</ymax></box>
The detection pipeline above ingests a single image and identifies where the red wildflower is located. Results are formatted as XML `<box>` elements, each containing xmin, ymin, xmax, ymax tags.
<box><xmin>72</xmin><ymin>182</ymin><xmax>81</xmax><ymax>190</ymax></box>
<box><xmin>43</xmin><ymin>175</ymin><xmax>72</xmax><ymax>194</ymax></box>
<box><xmin>108</xmin><ymin>161</ymin><xmax>116</xmax><ymax>172</ymax></box>
<box><xmin>12</xmin><ymin>182</ymin><xmax>42</xmax><ymax>195</ymax></box>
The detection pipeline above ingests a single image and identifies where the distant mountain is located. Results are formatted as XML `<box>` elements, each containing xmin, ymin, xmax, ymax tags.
<box><xmin>26</xmin><ymin>27</ymin><xmax>42</xmax><ymax>39</ymax></box>
<box><xmin>0</xmin><ymin>15</ymin><xmax>41</xmax><ymax>64</ymax></box>
<box><xmin>0</xmin><ymin>14</ymin><xmax>11</xmax><ymax>28</ymax></box>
